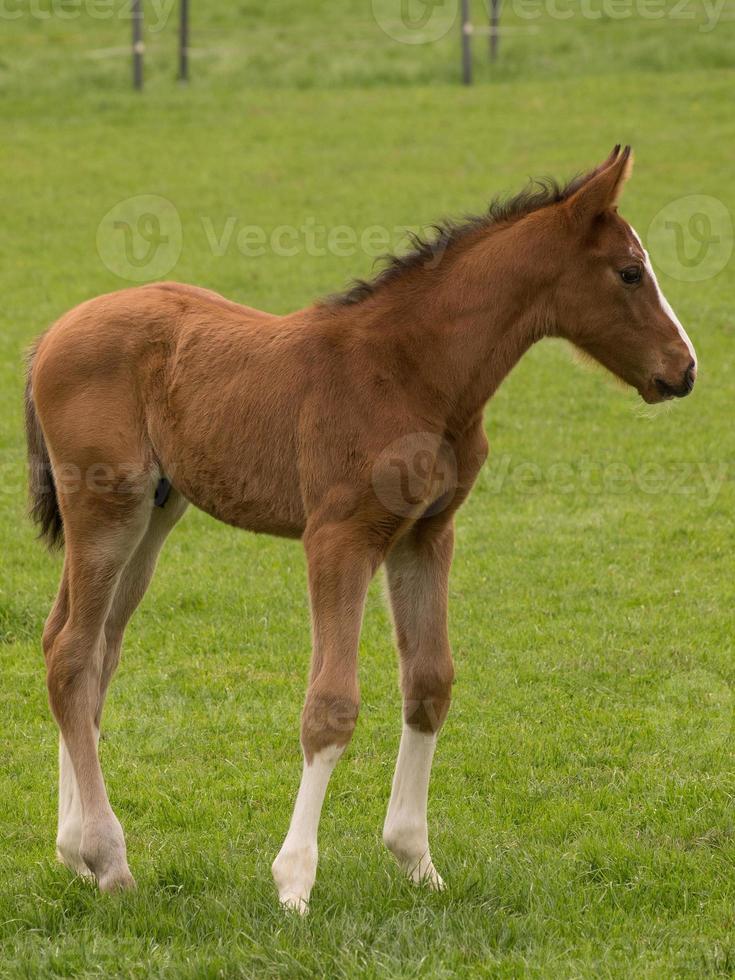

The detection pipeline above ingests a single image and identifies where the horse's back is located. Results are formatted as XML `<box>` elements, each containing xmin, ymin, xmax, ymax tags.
<box><xmin>30</xmin><ymin>281</ymin><xmax>385</xmax><ymax>539</ymax></box>
<box><xmin>143</xmin><ymin>281</ymin><xmax>279</xmax><ymax>324</ymax></box>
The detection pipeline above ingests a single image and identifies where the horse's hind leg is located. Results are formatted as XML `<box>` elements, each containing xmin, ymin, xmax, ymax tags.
<box><xmin>53</xmin><ymin>490</ymin><xmax>188</xmax><ymax>878</ymax></box>
<box><xmin>43</xmin><ymin>564</ymin><xmax>69</xmax><ymax>659</ymax></box>
<box><xmin>96</xmin><ymin>488</ymin><xmax>188</xmax><ymax>728</ymax></box>
<box><xmin>45</xmin><ymin>482</ymin><xmax>153</xmax><ymax>892</ymax></box>
<box><xmin>42</xmin><ymin>564</ymin><xmax>91</xmax><ymax>877</ymax></box>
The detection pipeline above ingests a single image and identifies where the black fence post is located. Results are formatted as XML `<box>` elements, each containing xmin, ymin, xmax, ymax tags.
<box><xmin>461</xmin><ymin>0</ymin><xmax>472</xmax><ymax>85</ymax></box>
<box><xmin>489</xmin><ymin>0</ymin><xmax>500</xmax><ymax>62</ymax></box>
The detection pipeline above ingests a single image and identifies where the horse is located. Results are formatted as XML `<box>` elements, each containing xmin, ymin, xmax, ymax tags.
<box><xmin>25</xmin><ymin>146</ymin><xmax>697</xmax><ymax>911</ymax></box>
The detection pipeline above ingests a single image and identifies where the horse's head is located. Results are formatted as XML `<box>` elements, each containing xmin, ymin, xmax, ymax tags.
<box><xmin>553</xmin><ymin>146</ymin><xmax>696</xmax><ymax>404</ymax></box>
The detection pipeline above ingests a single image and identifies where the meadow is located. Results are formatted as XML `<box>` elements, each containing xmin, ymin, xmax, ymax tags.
<box><xmin>1</xmin><ymin>1</ymin><xmax>734</xmax><ymax>976</ymax></box>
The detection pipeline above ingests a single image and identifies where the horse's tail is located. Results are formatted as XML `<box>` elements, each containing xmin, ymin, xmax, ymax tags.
<box><xmin>25</xmin><ymin>343</ymin><xmax>64</xmax><ymax>550</ymax></box>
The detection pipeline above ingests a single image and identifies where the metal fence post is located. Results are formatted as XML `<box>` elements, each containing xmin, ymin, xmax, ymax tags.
<box><xmin>461</xmin><ymin>0</ymin><xmax>472</xmax><ymax>85</ymax></box>
<box><xmin>489</xmin><ymin>0</ymin><xmax>500</xmax><ymax>61</ymax></box>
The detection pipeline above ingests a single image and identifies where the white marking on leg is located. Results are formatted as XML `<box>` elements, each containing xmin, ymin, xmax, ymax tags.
<box><xmin>272</xmin><ymin>745</ymin><xmax>344</xmax><ymax>913</ymax></box>
<box><xmin>56</xmin><ymin>735</ymin><xmax>94</xmax><ymax>877</ymax></box>
<box><xmin>383</xmin><ymin>725</ymin><xmax>443</xmax><ymax>889</ymax></box>
<box><xmin>631</xmin><ymin>226</ymin><xmax>697</xmax><ymax>367</ymax></box>
<box><xmin>57</xmin><ymin>724</ymin><xmax>132</xmax><ymax>891</ymax></box>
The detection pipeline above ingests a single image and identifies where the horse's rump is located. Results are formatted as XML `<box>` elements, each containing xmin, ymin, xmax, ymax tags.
<box><xmin>29</xmin><ymin>284</ymin><xmax>312</xmax><ymax>538</ymax></box>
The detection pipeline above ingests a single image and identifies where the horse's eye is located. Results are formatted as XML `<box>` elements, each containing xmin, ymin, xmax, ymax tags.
<box><xmin>620</xmin><ymin>265</ymin><xmax>643</xmax><ymax>285</ymax></box>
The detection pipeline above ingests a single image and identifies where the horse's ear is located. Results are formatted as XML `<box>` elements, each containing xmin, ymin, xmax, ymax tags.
<box><xmin>565</xmin><ymin>146</ymin><xmax>634</xmax><ymax>224</ymax></box>
<box><xmin>591</xmin><ymin>144</ymin><xmax>622</xmax><ymax>178</ymax></box>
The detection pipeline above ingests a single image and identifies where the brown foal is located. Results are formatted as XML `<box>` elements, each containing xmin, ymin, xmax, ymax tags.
<box><xmin>26</xmin><ymin>147</ymin><xmax>696</xmax><ymax>910</ymax></box>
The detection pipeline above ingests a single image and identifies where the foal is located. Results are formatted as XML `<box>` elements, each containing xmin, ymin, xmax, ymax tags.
<box><xmin>26</xmin><ymin>147</ymin><xmax>696</xmax><ymax>910</ymax></box>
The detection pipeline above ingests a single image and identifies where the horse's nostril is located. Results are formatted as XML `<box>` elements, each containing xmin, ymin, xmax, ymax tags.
<box><xmin>654</xmin><ymin>368</ymin><xmax>695</xmax><ymax>400</ymax></box>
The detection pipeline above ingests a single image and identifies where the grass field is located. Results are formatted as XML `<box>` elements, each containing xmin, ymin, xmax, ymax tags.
<box><xmin>1</xmin><ymin>2</ymin><xmax>735</xmax><ymax>976</ymax></box>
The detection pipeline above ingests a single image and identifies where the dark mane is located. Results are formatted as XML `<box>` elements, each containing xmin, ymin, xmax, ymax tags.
<box><xmin>327</xmin><ymin>171</ymin><xmax>589</xmax><ymax>307</ymax></box>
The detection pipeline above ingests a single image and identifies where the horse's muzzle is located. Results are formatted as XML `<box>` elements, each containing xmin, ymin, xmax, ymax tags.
<box><xmin>654</xmin><ymin>361</ymin><xmax>697</xmax><ymax>400</ymax></box>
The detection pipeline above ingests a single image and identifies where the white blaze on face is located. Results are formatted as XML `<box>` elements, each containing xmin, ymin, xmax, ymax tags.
<box><xmin>631</xmin><ymin>226</ymin><xmax>697</xmax><ymax>369</ymax></box>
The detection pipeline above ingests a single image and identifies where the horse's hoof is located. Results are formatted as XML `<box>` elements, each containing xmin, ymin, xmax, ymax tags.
<box><xmin>97</xmin><ymin>867</ymin><xmax>137</xmax><ymax>893</ymax></box>
<box><xmin>279</xmin><ymin>893</ymin><xmax>309</xmax><ymax>915</ymax></box>
<box><xmin>420</xmin><ymin>866</ymin><xmax>445</xmax><ymax>891</ymax></box>
<box><xmin>408</xmin><ymin>861</ymin><xmax>445</xmax><ymax>891</ymax></box>
<box><xmin>272</xmin><ymin>845</ymin><xmax>315</xmax><ymax>915</ymax></box>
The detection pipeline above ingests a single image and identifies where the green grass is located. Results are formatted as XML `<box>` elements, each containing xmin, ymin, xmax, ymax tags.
<box><xmin>1</xmin><ymin>2</ymin><xmax>735</xmax><ymax>976</ymax></box>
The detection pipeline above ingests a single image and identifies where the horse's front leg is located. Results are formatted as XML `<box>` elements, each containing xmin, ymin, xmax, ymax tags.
<box><xmin>272</xmin><ymin>519</ymin><xmax>381</xmax><ymax>913</ymax></box>
<box><xmin>383</xmin><ymin>520</ymin><xmax>455</xmax><ymax>888</ymax></box>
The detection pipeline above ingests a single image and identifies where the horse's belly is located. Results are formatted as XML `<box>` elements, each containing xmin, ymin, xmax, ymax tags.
<box><xmin>173</xmin><ymin>475</ymin><xmax>306</xmax><ymax>538</ymax></box>
<box><xmin>157</xmin><ymin>442</ymin><xmax>307</xmax><ymax>539</ymax></box>
<box><xmin>148</xmin><ymin>351</ymin><xmax>309</xmax><ymax>538</ymax></box>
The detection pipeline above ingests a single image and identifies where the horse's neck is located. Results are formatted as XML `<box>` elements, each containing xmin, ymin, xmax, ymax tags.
<box><xmin>359</xmin><ymin>226</ymin><xmax>553</xmax><ymax>434</ymax></box>
<box><xmin>441</xmin><ymin>302</ymin><xmax>546</xmax><ymax>432</ymax></box>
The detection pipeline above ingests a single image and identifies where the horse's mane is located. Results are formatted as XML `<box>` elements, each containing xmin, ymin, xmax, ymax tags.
<box><xmin>327</xmin><ymin>169</ymin><xmax>591</xmax><ymax>307</ymax></box>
